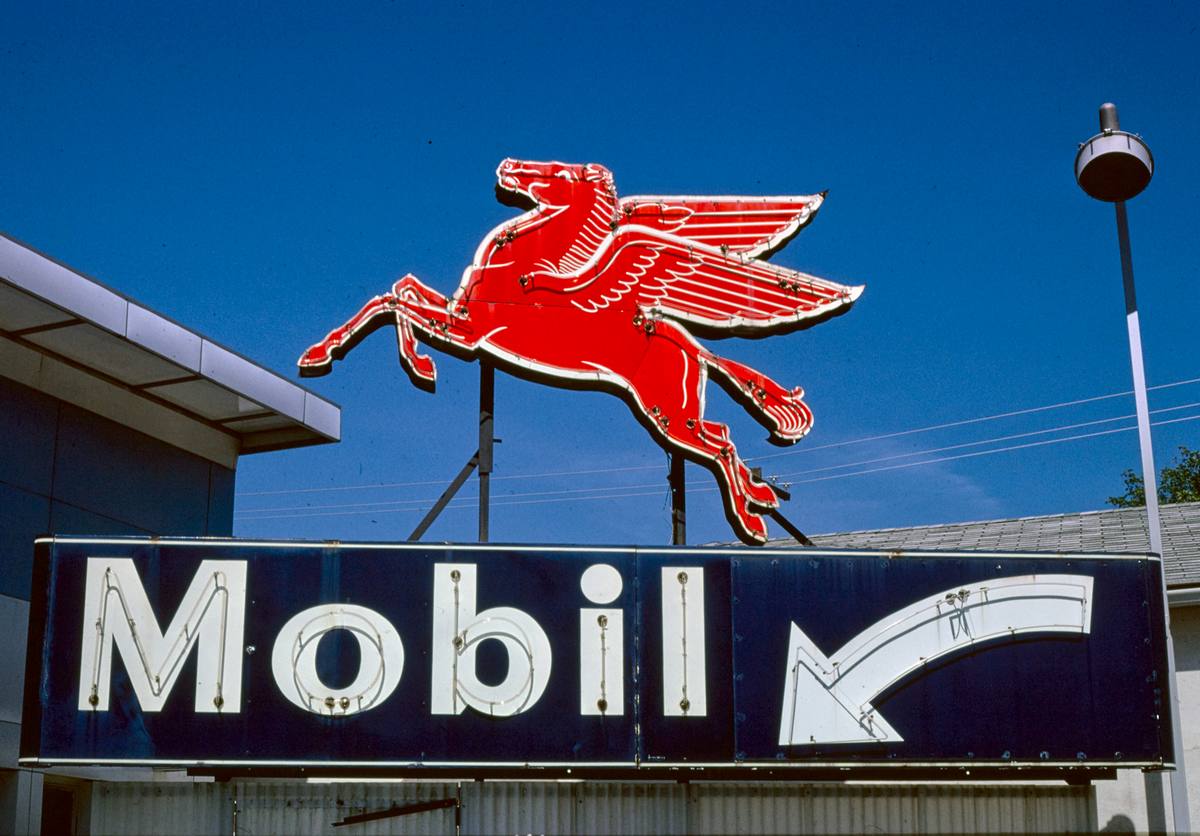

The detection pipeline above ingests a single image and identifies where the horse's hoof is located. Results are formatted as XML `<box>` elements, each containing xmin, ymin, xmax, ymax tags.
<box><xmin>297</xmin><ymin>345</ymin><xmax>333</xmax><ymax>375</ymax></box>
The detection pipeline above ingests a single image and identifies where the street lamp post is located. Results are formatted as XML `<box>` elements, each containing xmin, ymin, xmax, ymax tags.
<box><xmin>1075</xmin><ymin>102</ymin><xmax>1190</xmax><ymax>833</ymax></box>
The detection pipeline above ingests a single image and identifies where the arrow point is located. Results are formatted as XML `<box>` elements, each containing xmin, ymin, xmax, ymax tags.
<box><xmin>778</xmin><ymin>622</ymin><xmax>903</xmax><ymax>747</ymax></box>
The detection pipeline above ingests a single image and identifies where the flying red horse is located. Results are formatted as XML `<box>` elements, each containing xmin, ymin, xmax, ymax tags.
<box><xmin>299</xmin><ymin>159</ymin><xmax>862</xmax><ymax>544</ymax></box>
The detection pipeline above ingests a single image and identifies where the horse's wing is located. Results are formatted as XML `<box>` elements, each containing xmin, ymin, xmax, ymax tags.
<box><xmin>544</xmin><ymin>228</ymin><xmax>861</xmax><ymax>338</ymax></box>
<box><xmin>617</xmin><ymin>194</ymin><xmax>823</xmax><ymax>258</ymax></box>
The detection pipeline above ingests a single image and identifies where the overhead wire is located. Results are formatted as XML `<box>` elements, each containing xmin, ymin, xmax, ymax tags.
<box><xmin>235</xmin><ymin>410</ymin><xmax>1200</xmax><ymax>521</ymax></box>
<box><xmin>236</xmin><ymin>401</ymin><xmax>1200</xmax><ymax>517</ymax></box>
<box><xmin>236</xmin><ymin>375</ymin><xmax>1200</xmax><ymax>499</ymax></box>
<box><xmin>786</xmin><ymin>412</ymin><xmax>1200</xmax><ymax>487</ymax></box>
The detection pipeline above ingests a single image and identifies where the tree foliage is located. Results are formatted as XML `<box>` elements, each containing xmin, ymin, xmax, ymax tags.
<box><xmin>1108</xmin><ymin>445</ymin><xmax>1200</xmax><ymax>507</ymax></box>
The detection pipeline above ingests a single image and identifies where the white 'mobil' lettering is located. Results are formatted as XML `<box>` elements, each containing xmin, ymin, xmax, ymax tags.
<box><xmin>431</xmin><ymin>563</ymin><xmax>552</xmax><ymax>717</ymax></box>
<box><xmin>270</xmin><ymin>604</ymin><xmax>404</xmax><ymax>716</ymax></box>
<box><xmin>78</xmin><ymin>558</ymin><xmax>246</xmax><ymax>713</ymax></box>
<box><xmin>580</xmin><ymin>563</ymin><xmax>624</xmax><ymax>715</ymax></box>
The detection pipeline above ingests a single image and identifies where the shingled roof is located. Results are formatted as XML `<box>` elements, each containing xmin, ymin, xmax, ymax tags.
<box><xmin>794</xmin><ymin>501</ymin><xmax>1200</xmax><ymax>589</ymax></box>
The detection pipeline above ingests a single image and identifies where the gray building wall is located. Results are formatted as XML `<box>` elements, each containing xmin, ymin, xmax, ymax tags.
<box><xmin>0</xmin><ymin>373</ymin><xmax>235</xmax><ymax>834</ymax></box>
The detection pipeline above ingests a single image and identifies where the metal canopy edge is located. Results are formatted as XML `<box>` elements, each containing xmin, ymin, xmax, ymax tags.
<box><xmin>0</xmin><ymin>231</ymin><xmax>340</xmax><ymax>458</ymax></box>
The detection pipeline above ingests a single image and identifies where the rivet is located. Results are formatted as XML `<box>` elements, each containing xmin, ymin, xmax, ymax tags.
<box><xmin>340</xmin><ymin>697</ymin><xmax>351</xmax><ymax>710</ymax></box>
<box><xmin>325</xmin><ymin>696</ymin><xmax>336</xmax><ymax>709</ymax></box>
<box><xmin>450</xmin><ymin>569</ymin><xmax>461</xmax><ymax>582</ymax></box>
<box><xmin>213</xmin><ymin>696</ymin><xmax>224</xmax><ymax>709</ymax></box>
<box><xmin>597</xmin><ymin>698</ymin><xmax>608</xmax><ymax>712</ymax></box>
<box><xmin>453</xmin><ymin>635</ymin><xmax>464</xmax><ymax>650</ymax></box>
<box><xmin>597</xmin><ymin>614</ymin><xmax>608</xmax><ymax>627</ymax></box>
<box><xmin>680</xmin><ymin>698</ymin><xmax>691</xmax><ymax>712</ymax></box>
<box><xmin>678</xmin><ymin>571</ymin><xmax>688</xmax><ymax>584</ymax></box>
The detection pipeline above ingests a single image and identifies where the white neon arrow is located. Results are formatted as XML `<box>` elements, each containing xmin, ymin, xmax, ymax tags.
<box><xmin>778</xmin><ymin>573</ymin><xmax>1094</xmax><ymax>746</ymax></box>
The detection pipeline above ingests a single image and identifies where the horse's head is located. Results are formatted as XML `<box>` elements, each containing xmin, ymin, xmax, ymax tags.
<box><xmin>495</xmin><ymin>159</ymin><xmax>612</xmax><ymax>210</ymax></box>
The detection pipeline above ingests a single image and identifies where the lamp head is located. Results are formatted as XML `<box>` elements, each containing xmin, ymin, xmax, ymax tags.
<box><xmin>1075</xmin><ymin>103</ymin><xmax>1153</xmax><ymax>202</ymax></box>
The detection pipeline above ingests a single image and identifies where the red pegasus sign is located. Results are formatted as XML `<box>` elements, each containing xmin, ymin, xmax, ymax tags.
<box><xmin>299</xmin><ymin>159</ymin><xmax>862</xmax><ymax>544</ymax></box>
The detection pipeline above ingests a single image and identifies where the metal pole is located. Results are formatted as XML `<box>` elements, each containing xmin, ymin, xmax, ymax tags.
<box><xmin>1116</xmin><ymin>200</ymin><xmax>1189</xmax><ymax>833</ymax></box>
<box><xmin>478</xmin><ymin>362</ymin><xmax>494</xmax><ymax>543</ymax></box>
<box><xmin>1115</xmin><ymin>202</ymin><xmax>1164</xmax><ymax>556</ymax></box>
<box><xmin>669</xmin><ymin>453</ymin><xmax>686</xmax><ymax>545</ymax></box>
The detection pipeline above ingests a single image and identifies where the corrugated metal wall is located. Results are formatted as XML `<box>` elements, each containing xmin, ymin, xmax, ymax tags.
<box><xmin>86</xmin><ymin>779</ymin><xmax>1095</xmax><ymax>835</ymax></box>
<box><xmin>90</xmin><ymin>782</ymin><xmax>230</xmax><ymax>836</ymax></box>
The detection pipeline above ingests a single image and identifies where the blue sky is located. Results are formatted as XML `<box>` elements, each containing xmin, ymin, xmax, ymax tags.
<box><xmin>4</xmin><ymin>2</ymin><xmax>1199</xmax><ymax>545</ymax></box>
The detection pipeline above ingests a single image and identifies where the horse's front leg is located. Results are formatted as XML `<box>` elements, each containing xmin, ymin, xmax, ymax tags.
<box><xmin>298</xmin><ymin>275</ymin><xmax>457</xmax><ymax>390</ymax></box>
<box><xmin>298</xmin><ymin>293</ymin><xmax>406</xmax><ymax>377</ymax></box>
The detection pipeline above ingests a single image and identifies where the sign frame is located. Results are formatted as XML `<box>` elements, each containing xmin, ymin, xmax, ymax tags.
<box><xmin>21</xmin><ymin>536</ymin><xmax>1174</xmax><ymax>780</ymax></box>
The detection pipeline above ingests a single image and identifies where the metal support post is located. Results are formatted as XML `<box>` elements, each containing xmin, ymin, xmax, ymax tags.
<box><xmin>1117</xmin><ymin>201</ymin><xmax>1190</xmax><ymax>833</ymax></box>
<box><xmin>479</xmin><ymin>362</ymin><xmax>495</xmax><ymax>543</ymax></box>
<box><xmin>669</xmin><ymin>453</ymin><xmax>686</xmax><ymax>545</ymax></box>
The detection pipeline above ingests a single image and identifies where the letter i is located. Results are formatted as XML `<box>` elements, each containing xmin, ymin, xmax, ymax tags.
<box><xmin>579</xmin><ymin>564</ymin><xmax>624</xmax><ymax>716</ymax></box>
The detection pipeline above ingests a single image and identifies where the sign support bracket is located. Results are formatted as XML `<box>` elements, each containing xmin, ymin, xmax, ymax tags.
<box><xmin>670</xmin><ymin>453</ymin><xmax>686</xmax><ymax>545</ymax></box>
<box><xmin>408</xmin><ymin>451</ymin><xmax>479</xmax><ymax>542</ymax></box>
<box><xmin>752</xmin><ymin>467</ymin><xmax>814</xmax><ymax>546</ymax></box>
<box><xmin>408</xmin><ymin>363</ymin><xmax>499</xmax><ymax>543</ymax></box>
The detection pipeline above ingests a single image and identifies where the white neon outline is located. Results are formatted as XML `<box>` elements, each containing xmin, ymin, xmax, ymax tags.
<box><xmin>620</xmin><ymin>192</ymin><xmax>824</xmax><ymax>258</ymax></box>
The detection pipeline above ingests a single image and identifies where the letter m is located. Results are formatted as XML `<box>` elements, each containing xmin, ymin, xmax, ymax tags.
<box><xmin>77</xmin><ymin>558</ymin><xmax>247</xmax><ymax>713</ymax></box>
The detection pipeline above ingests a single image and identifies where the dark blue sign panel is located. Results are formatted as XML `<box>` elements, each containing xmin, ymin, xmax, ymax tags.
<box><xmin>21</xmin><ymin>538</ymin><xmax>1171</xmax><ymax>772</ymax></box>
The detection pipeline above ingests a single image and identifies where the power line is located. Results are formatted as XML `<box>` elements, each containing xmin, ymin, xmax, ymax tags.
<box><xmin>236</xmin><ymin>478</ymin><xmax>709</xmax><ymax>516</ymax></box>
<box><xmin>236</xmin><ymin>375</ymin><xmax>1200</xmax><ymax>499</ymax></box>
<box><xmin>234</xmin><ymin>412</ymin><xmax>1200</xmax><ymax>522</ymax></box>
<box><xmin>786</xmin><ymin>413</ymin><xmax>1200</xmax><ymax>487</ymax></box>
<box><xmin>748</xmin><ymin>376</ymin><xmax>1200</xmax><ymax>463</ymax></box>
<box><xmin>234</xmin><ymin>401</ymin><xmax>1200</xmax><ymax>516</ymax></box>
<box><xmin>773</xmin><ymin>402</ymin><xmax>1200</xmax><ymax>480</ymax></box>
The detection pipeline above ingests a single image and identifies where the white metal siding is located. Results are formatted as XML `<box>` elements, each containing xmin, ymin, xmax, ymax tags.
<box><xmin>86</xmin><ymin>779</ymin><xmax>1094</xmax><ymax>835</ymax></box>
<box><xmin>90</xmin><ymin>782</ymin><xmax>230</xmax><ymax>836</ymax></box>
<box><xmin>235</xmin><ymin>781</ymin><xmax>457</xmax><ymax>835</ymax></box>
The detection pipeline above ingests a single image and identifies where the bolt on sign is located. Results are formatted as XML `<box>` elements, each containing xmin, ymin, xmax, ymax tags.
<box><xmin>22</xmin><ymin>537</ymin><xmax>1172</xmax><ymax>775</ymax></box>
<box><xmin>298</xmin><ymin>160</ymin><xmax>863</xmax><ymax>545</ymax></box>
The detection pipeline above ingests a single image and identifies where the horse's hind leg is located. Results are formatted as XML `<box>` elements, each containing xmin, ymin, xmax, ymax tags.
<box><xmin>698</xmin><ymin>419</ymin><xmax>779</xmax><ymax>511</ymax></box>
<box><xmin>624</xmin><ymin>322</ymin><xmax>777</xmax><ymax>544</ymax></box>
<box><xmin>705</xmin><ymin>353</ymin><xmax>813</xmax><ymax>445</ymax></box>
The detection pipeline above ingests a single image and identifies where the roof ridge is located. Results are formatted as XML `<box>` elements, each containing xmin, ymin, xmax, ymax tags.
<box><xmin>799</xmin><ymin>500</ymin><xmax>1200</xmax><ymax>543</ymax></box>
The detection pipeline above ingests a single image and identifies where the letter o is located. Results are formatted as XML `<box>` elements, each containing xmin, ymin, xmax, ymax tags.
<box><xmin>271</xmin><ymin>604</ymin><xmax>404</xmax><ymax>716</ymax></box>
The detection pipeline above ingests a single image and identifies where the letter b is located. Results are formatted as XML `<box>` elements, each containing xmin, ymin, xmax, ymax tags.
<box><xmin>431</xmin><ymin>563</ymin><xmax>551</xmax><ymax>717</ymax></box>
